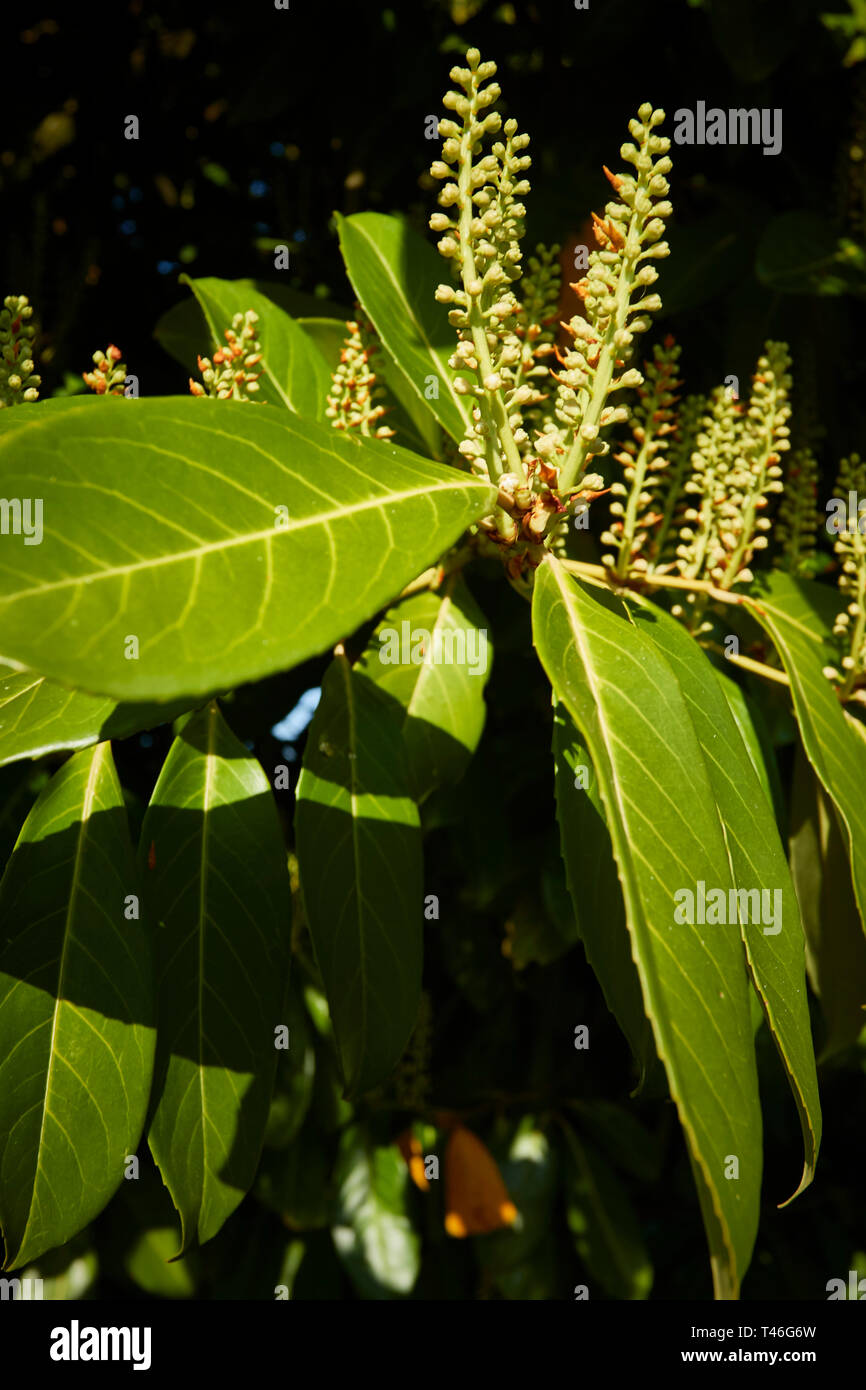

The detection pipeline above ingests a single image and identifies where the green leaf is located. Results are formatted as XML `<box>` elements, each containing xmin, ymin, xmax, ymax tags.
<box><xmin>355</xmin><ymin>576</ymin><xmax>491</xmax><ymax>800</ymax></box>
<box><xmin>139</xmin><ymin>701</ymin><xmax>290</xmax><ymax>1253</ymax></box>
<box><xmin>552</xmin><ymin>699</ymin><xmax>655</xmax><ymax>1083</ymax></box>
<box><xmin>336</xmin><ymin>212</ymin><xmax>473</xmax><ymax>445</ymax></box>
<box><xmin>708</xmin><ymin>0</ymin><xmax>812</xmax><ymax>80</ymax></box>
<box><xmin>256</xmin><ymin>1127</ymin><xmax>333</xmax><ymax>1231</ymax></box>
<box><xmin>744</xmin><ymin>570</ymin><xmax>866</xmax><ymax>940</ymax></box>
<box><xmin>713</xmin><ymin>666</ymin><xmax>787</xmax><ymax>834</ymax></box>
<box><xmin>474</xmin><ymin>1122</ymin><xmax>559</xmax><ymax>1300</ymax></box>
<box><xmin>0</xmin><ymin>743</ymin><xmax>155</xmax><ymax>1269</ymax></box>
<box><xmin>756</xmin><ymin>211</ymin><xmax>866</xmax><ymax>298</ymax></box>
<box><xmin>16</xmin><ymin>1234</ymin><xmax>98</xmax><ymax>1300</ymax></box>
<box><xmin>628</xmin><ymin>593</ymin><xmax>820</xmax><ymax>1204</ymax></box>
<box><xmin>0</xmin><ymin>659</ymin><xmax>192</xmax><ymax>767</ymax></box>
<box><xmin>562</xmin><ymin>1122</ymin><xmax>653</xmax><ymax>1300</ymax></box>
<box><xmin>789</xmin><ymin>742</ymin><xmax>866</xmax><ymax>1058</ymax></box>
<box><xmin>178</xmin><ymin>276</ymin><xmax>333</xmax><ymax>418</ymax></box>
<box><xmin>263</xmin><ymin>986</ymin><xmax>316</xmax><ymax>1150</ymax></box>
<box><xmin>124</xmin><ymin>1226</ymin><xmax>198</xmax><ymax>1298</ymax></box>
<box><xmin>567</xmin><ymin>1100</ymin><xmax>662</xmax><ymax>1183</ymax></box>
<box><xmin>532</xmin><ymin>558</ymin><xmax>762</xmax><ymax>1299</ymax></box>
<box><xmin>331</xmin><ymin>1126</ymin><xmax>420</xmax><ymax>1298</ymax></box>
<box><xmin>0</xmin><ymin>397</ymin><xmax>496</xmax><ymax>702</ymax></box>
<box><xmin>154</xmin><ymin>282</ymin><xmax>349</xmax><ymax>379</ymax></box>
<box><xmin>295</xmin><ymin>654</ymin><xmax>422</xmax><ymax>1096</ymax></box>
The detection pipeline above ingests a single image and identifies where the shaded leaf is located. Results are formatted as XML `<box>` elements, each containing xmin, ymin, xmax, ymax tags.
<box><xmin>552</xmin><ymin>698</ymin><xmax>654</xmax><ymax>1082</ymax></box>
<box><xmin>295</xmin><ymin>655</ymin><xmax>422</xmax><ymax>1096</ymax></box>
<box><xmin>0</xmin><ymin>659</ymin><xmax>192</xmax><ymax>767</ymax></box>
<box><xmin>140</xmin><ymin>702</ymin><xmax>290</xmax><ymax>1253</ymax></box>
<box><xmin>567</xmin><ymin>1100</ymin><xmax>662</xmax><ymax>1183</ymax></box>
<box><xmin>789</xmin><ymin>742</ymin><xmax>866</xmax><ymax>1058</ymax></box>
<box><xmin>563</xmin><ymin>1122</ymin><xmax>653</xmax><ymax>1299</ymax></box>
<box><xmin>0</xmin><ymin>744</ymin><xmax>154</xmax><ymax>1269</ymax></box>
<box><xmin>474</xmin><ymin>1122</ymin><xmax>558</xmax><ymax>1300</ymax></box>
<box><xmin>745</xmin><ymin>570</ymin><xmax>866</xmax><ymax>939</ymax></box>
<box><xmin>356</xmin><ymin>576</ymin><xmax>491</xmax><ymax>800</ymax></box>
<box><xmin>331</xmin><ymin>1126</ymin><xmax>420</xmax><ymax>1298</ymax></box>
<box><xmin>756</xmin><ymin>212</ymin><xmax>866</xmax><ymax>298</ymax></box>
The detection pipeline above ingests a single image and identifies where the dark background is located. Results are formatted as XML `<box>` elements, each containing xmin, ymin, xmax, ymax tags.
<box><xmin>2</xmin><ymin>0</ymin><xmax>865</xmax><ymax>458</ymax></box>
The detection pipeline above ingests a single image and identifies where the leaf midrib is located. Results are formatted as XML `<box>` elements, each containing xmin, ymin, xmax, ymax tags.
<box><xmin>24</xmin><ymin>744</ymin><xmax>104</xmax><ymax>1245</ymax></box>
<box><xmin>0</xmin><ymin>479</ymin><xmax>489</xmax><ymax>603</ymax></box>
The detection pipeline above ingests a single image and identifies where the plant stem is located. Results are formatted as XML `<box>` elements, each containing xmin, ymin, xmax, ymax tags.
<box><xmin>701</xmin><ymin>642</ymin><xmax>790</xmax><ymax>687</ymax></box>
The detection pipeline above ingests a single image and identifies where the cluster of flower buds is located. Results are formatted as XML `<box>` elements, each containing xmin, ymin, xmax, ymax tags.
<box><xmin>83</xmin><ymin>345</ymin><xmax>127</xmax><ymax>395</ymax></box>
<box><xmin>775</xmin><ymin>446</ymin><xmax>822</xmax><ymax>576</ymax></box>
<box><xmin>673</xmin><ymin>386</ymin><xmax>742</xmax><ymax>584</ymax></box>
<box><xmin>508</xmin><ymin>243</ymin><xmax>561</xmax><ymax>447</ymax></box>
<box><xmin>601</xmin><ymin>337</ymin><xmax>681</xmax><ymax>579</ymax></box>
<box><xmin>644</xmin><ymin>392</ymin><xmax>706</xmax><ymax>575</ymax></box>
<box><xmin>674</xmin><ymin>342</ymin><xmax>790</xmax><ymax>591</ymax></box>
<box><xmin>715</xmin><ymin>342</ymin><xmax>790</xmax><ymax>587</ymax></box>
<box><xmin>824</xmin><ymin>454</ymin><xmax>866</xmax><ymax>698</ymax></box>
<box><xmin>189</xmin><ymin>310</ymin><xmax>263</xmax><ymax>401</ymax></box>
<box><xmin>325</xmin><ymin>316</ymin><xmax>394</xmax><ymax>439</ymax></box>
<box><xmin>430</xmin><ymin>48</ymin><xmax>536</xmax><ymax>482</ymax></box>
<box><xmin>0</xmin><ymin>294</ymin><xmax>41</xmax><ymax>407</ymax></box>
<box><xmin>554</xmin><ymin>106</ymin><xmax>673</xmax><ymax>496</ymax></box>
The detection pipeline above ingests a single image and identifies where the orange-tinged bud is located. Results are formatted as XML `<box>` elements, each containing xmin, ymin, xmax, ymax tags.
<box><xmin>396</xmin><ymin>1129</ymin><xmax>430</xmax><ymax>1192</ymax></box>
<box><xmin>444</xmin><ymin>1124</ymin><xmax>518</xmax><ymax>1237</ymax></box>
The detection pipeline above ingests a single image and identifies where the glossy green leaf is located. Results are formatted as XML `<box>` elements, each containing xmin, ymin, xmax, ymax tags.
<box><xmin>0</xmin><ymin>659</ymin><xmax>192</xmax><ymax>767</ymax></box>
<box><xmin>295</xmin><ymin>654</ymin><xmax>422</xmax><ymax>1096</ymax></box>
<box><xmin>552</xmin><ymin>699</ymin><xmax>654</xmax><ymax>1083</ymax></box>
<box><xmin>179</xmin><ymin>275</ymin><xmax>333</xmax><ymax>418</ymax></box>
<box><xmin>0</xmin><ymin>397</ymin><xmax>496</xmax><ymax>702</ymax></box>
<box><xmin>629</xmin><ymin>593</ymin><xmax>820</xmax><ymax>1204</ymax></box>
<box><xmin>331</xmin><ymin>1126</ymin><xmax>420</xmax><ymax>1298</ymax></box>
<box><xmin>154</xmin><ymin>281</ymin><xmax>349</xmax><ymax>376</ymax></box>
<box><xmin>0</xmin><ymin>743</ymin><xmax>154</xmax><ymax>1269</ymax></box>
<box><xmin>139</xmin><ymin>701</ymin><xmax>290</xmax><ymax>1253</ymax></box>
<box><xmin>790</xmin><ymin>743</ymin><xmax>866</xmax><ymax>1058</ymax></box>
<box><xmin>714</xmin><ymin>666</ymin><xmax>787</xmax><ymax>834</ymax></box>
<box><xmin>563</xmin><ymin>1122</ymin><xmax>653</xmax><ymax>1300</ymax></box>
<box><xmin>532</xmin><ymin>558</ymin><xmax>761</xmax><ymax>1299</ymax></box>
<box><xmin>356</xmin><ymin>577</ymin><xmax>491</xmax><ymax>800</ymax></box>
<box><xmin>744</xmin><ymin>571</ymin><xmax>866</xmax><ymax>938</ymax></box>
<box><xmin>336</xmin><ymin>212</ymin><xmax>473</xmax><ymax>445</ymax></box>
